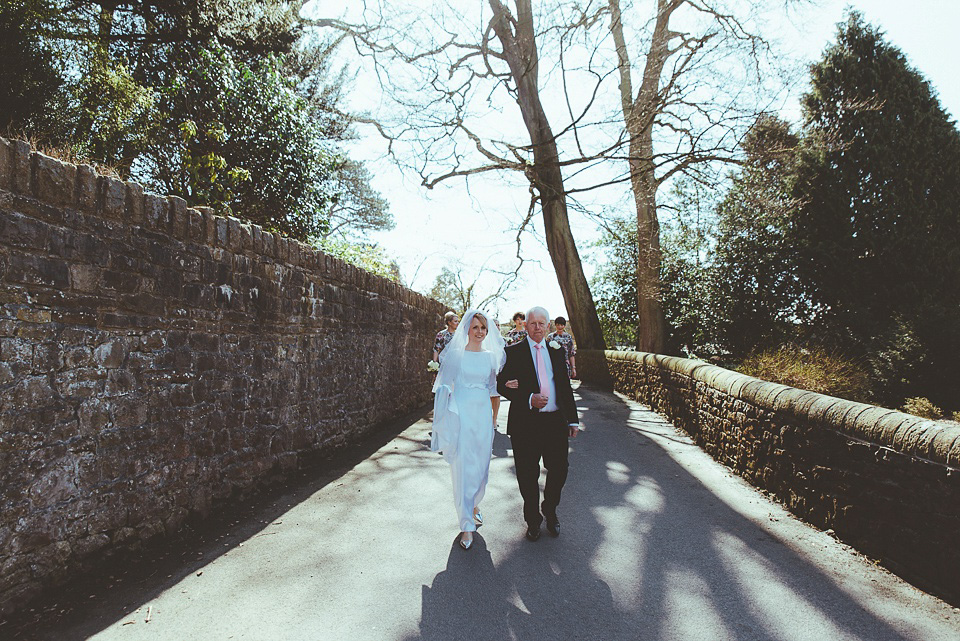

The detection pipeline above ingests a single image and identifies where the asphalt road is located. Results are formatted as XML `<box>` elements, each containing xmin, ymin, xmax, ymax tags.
<box><xmin>9</xmin><ymin>383</ymin><xmax>960</xmax><ymax>641</ymax></box>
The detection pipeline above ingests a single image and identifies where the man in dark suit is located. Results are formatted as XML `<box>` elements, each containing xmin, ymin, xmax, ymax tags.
<box><xmin>497</xmin><ymin>306</ymin><xmax>580</xmax><ymax>541</ymax></box>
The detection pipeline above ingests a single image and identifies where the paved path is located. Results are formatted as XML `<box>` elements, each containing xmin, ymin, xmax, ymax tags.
<box><xmin>11</xmin><ymin>383</ymin><xmax>960</xmax><ymax>640</ymax></box>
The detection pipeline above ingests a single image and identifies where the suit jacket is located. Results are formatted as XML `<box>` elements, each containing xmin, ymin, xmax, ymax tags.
<box><xmin>496</xmin><ymin>338</ymin><xmax>579</xmax><ymax>435</ymax></box>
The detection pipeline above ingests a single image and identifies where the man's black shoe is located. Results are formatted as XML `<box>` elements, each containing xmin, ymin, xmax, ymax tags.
<box><xmin>525</xmin><ymin>525</ymin><xmax>541</xmax><ymax>542</ymax></box>
<box><xmin>546</xmin><ymin>517</ymin><xmax>560</xmax><ymax>537</ymax></box>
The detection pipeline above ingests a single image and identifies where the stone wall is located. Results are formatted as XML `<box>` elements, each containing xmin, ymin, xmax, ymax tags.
<box><xmin>579</xmin><ymin>350</ymin><xmax>960</xmax><ymax>603</ymax></box>
<box><xmin>0</xmin><ymin>137</ymin><xmax>444</xmax><ymax>617</ymax></box>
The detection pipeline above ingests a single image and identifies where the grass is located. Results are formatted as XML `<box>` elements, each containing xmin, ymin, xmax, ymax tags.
<box><xmin>737</xmin><ymin>344</ymin><xmax>872</xmax><ymax>403</ymax></box>
<box><xmin>3</xmin><ymin>132</ymin><xmax>121</xmax><ymax>177</ymax></box>
<box><xmin>900</xmin><ymin>397</ymin><xmax>943</xmax><ymax>420</ymax></box>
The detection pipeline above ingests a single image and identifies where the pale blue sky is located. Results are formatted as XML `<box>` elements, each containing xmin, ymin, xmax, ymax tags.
<box><xmin>337</xmin><ymin>1</ymin><xmax>959</xmax><ymax>323</ymax></box>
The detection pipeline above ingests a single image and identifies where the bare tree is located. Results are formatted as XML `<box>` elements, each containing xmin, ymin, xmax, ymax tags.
<box><xmin>604</xmin><ymin>0</ymin><xmax>807</xmax><ymax>351</ymax></box>
<box><xmin>487</xmin><ymin>0</ymin><xmax>607</xmax><ymax>349</ymax></box>
<box><xmin>310</xmin><ymin>0</ymin><xmax>809</xmax><ymax>352</ymax></box>
<box><xmin>311</xmin><ymin>1</ymin><xmax>608</xmax><ymax>349</ymax></box>
<box><xmin>428</xmin><ymin>261</ymin><xmax>517</xmax><ymax>316</ymax></box>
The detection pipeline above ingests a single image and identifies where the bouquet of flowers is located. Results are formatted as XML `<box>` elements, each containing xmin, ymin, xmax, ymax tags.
<box><xmin>427</xmin><ymin>360</ymin><xmax>440</xmax><ymax>373</ymax></box>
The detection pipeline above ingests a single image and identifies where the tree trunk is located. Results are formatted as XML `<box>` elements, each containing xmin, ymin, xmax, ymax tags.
<box><xmin>630</xmin><ymin>149</ymin><xmax>667</xmax><ymax>353</ymax></box>
<box><xmin>95</xmin><ymin>2</ymin><xmax>117</xmax><ymax>62</ymax></box>
<box><xmin>489</xmin><ymin>0</ymin><xmax>606</xmax><ymax>350</ymax></box>
<box><xmin>609</xmin><ymin>0</ymin><xmax>670</xmax><ymax>353</ymax></box>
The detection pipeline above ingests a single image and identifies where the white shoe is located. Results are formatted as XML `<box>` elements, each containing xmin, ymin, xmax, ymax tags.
<box><xmin>473</xmin><ymin>510</ymin><xmax>483</xmax><ymax>527</ymax></box>
<box><xmin>459</xmin><ymin>532</ymin><xmax>473</xmax><ymax>550</ymax></box>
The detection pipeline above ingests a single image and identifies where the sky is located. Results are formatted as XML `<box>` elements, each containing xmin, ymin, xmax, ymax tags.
<box><xmin>326</xmin><ymin>0</ymin><xmax>960</xmax><ymax>326</ymax></box>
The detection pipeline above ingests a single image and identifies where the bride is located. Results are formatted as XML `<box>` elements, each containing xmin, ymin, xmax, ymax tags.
<box><xmin>431</xmin><ymin>309</ymin><xmax>506</xmax><ymax>550</ymax></box>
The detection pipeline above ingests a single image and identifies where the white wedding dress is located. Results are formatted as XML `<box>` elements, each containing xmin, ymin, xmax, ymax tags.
<box><xmin>448</xmin><ymin>350</ymin><xmax>497</xmax><ymax>532</ymax></box>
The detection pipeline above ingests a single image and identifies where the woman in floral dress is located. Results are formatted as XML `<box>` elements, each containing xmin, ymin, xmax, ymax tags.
<box><xmin>504</xmin><ymin>311</ymin><xmax>527</xmax><ymax>346</ymax></box>
<box><xmin>547</xmin><ymin>316</ymin><xmax>577</xmax><ymax>379</ymax></box>
<box><xmin>433</xmin><ymin>311</ymin><xmax>460</xmax><ymax>362</ymax></box>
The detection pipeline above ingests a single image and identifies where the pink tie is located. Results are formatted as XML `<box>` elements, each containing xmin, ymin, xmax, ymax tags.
<box><xmin>534</xmin><ymin>343</ymin><xmax>548</xmax><ymax>397</ymax></box>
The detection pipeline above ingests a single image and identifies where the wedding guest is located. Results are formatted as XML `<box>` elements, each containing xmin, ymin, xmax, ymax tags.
<box><xmin>431</xmin><ymin>310</ymin><xmax>506</xmax><ymax>550</ymax></box>
<box><xmin>547</xmin><ymin>316</ymin><xmax>577</xmax><ymax>379</ymax></box>
<box><xmin>433</xmin><ymin>311</ymin><xmax>460</xmax><ymax>362</ymax></box>
<box><xmin>505</xmin><ymin>311</ymin><xmax>527</xmax><ymax>346</ymax></box>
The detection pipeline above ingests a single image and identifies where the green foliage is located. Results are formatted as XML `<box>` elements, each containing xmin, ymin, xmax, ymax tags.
<box><xmin>223</xmin><ymin>53</ymin><xmax>341</xmax><ymax>239</ymax></box>
<box><xmin>176</xmin><ymin>117</ymin><xmax>250</xmax><ymax>212</ymax></box>
<box><xmin>900</xmin><ymin>397</ymin><xmax>943</xmax><ymax>421</ymax></box>
<box><xmin>69</xmin><ymin>56</ymin><xmax>156</xmax><ymax>173</ymax></box>
<box><xmin>7</xmin><ymin>1</ymin><xmax>390</xmax><ymax>246</ymax></box>
<box><xmin>862</xmin><ymin>315</ymin><xmax>928</xmax><ymax>407</ymax></box>
<box><xmin>319</xmin><ymin>159</ymin><xmax>393</xmax><ymax>242</ymax></box>
<box><xmin>790</xmin><ymin>12</ymin><xmax>960</xmax><ymax>410</ymax></box>
<box><xmin>738</xmin><ymin>344</ymin><xmax>872</xmax><ymax>403</ymax></box>
<box><xmin>591</xmin><ymin>219</ymin><xmax>638</xmax><ymax>349</ymax></box>
<box><xmin>0</xmin><ymin>0</ymin><xmax>64</xmax><ymax>134</ymax></box>
<box><xmin>592</xmin><ymin>182</ymin><xmax>717</xmax><ymax>355</ymax></box>
<box><xmin>594</xmin><ymin>125</ymin><xmax>807</xmax><ymax>358</ymax></box>
<box><xmin>659</xmin><ymin>180</ymin><xmax>717</xmax><ymax>356</ymax></box>
<box><xmin>313</xmin><ymin>238</ymin><xmax>401</xmax><ymax>282</ymax></box>
<box><xmin>428</xmin><ymin>267</ymin><xmax>475</xmax><ymax>315</ymax></box>
<box><xmin>142</xmin><ymin>47</ymin><xmax>343</xmax><ymax>239</ymax></box>
<box><xmin>649</xmin><ymin>14</ymin><xmax>960</xmax><ymax>409</ymax></box>
<box><xmin>709</xmin><ymin>115</ymin><xmax>814</xmax><ymax>357</ymax></box>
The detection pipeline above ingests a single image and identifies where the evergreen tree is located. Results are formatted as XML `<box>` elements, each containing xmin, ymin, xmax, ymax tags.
<box><xmin>709</xmin><ymin>115</ymin><xmax>811</xmax><ymax>358</ymax></box>
<box><xmin>5</xmin><ymin>1</ymin><xmax>393</xmax><ymax>245</ymax></box>
<box><xmin>144</xmin><ymin>47</ymin><xmax>341</xmax><ymax>239</ymax></box>
<box><xmin>790</xmin><ymin>12</ymin><xmax>960</xmax><ymax>409</ymax></box>
<box><xmin>659</xmin><ymin>180</ymin><xmax>718</xmax><ymax>357</ymax></box>
<box><xmin>591</xmin><ymin>219</ymin><xmax>640</xmax><ymax>350</ymax></box>
<box><xmin>0</xmin><ymin>0</ymin><xmax>64</xmax><ymax>134</ymax></box>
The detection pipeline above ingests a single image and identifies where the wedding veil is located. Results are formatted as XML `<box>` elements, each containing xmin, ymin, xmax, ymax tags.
<box><xmin>433</xmin><ymin>309</ymin><xmax>506</xmax><ymax>392</ymax></box>
<box><xmin>431</xmin><ymin>309</ymin><xmax>506</xmax><ymax>460</ymax></box>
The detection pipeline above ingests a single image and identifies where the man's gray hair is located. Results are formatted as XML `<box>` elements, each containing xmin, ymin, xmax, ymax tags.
<box><xmin>526</xmin><ymin>306</ymin><xmax>549</xmax><ymax>322</ymax></box>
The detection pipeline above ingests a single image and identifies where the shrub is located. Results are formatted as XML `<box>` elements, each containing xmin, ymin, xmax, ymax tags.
<box><xmin>737</xmin><ymin>344</ymin><xmax>872</xmax><ymax>403</ymax></box>
<box><xmin>901</xmin><ymin>397</ymin><xmax>943</xmax><ymax>420</ymax></box>
<box><xmin>953</xmin><ymin>411</ymin><xmax>960</xmax><ymax>423</ymax></box>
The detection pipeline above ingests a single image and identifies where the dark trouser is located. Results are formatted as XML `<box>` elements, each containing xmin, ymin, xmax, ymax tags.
<box><xmin>510</xmin><ymin>411</ymin><xmax>569</xmax><ymax>527</ymax></box>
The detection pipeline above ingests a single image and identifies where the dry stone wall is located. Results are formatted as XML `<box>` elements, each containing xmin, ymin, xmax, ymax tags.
<box><xmin>579</xmin><ymin>350</ymin><xmax>960</xmax><ymax>604</ymax></box>
<box><xmin>0</xmin><ymin>137</ymin><xmax>444</xmax><ymax>617</ymax></box>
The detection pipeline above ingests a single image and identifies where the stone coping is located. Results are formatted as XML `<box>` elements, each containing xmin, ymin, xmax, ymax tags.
<box><xmin>0</xmin><ymin>136</ymin><xmax>435</xmax><ymax>311</ymax></box>
<box><xmin>587</xmin><ymin>350</ymin><xmax>960</xmax><ymax>468</ymax></box>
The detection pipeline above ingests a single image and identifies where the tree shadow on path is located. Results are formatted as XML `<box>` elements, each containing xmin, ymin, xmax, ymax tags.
<box><xmin>10</xmin><ymin>386</ymin><xmax>957</xmax><ymax>641</ymax></box>
<box><xmin>418</xmin><ymin>532</ymin><xmax>629</xmax><ymax>641</ymax></box>
<box><xmin>413</xmin><ymin>383</ymin><xmax>952</xmax><ymax>641</ymax></box>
